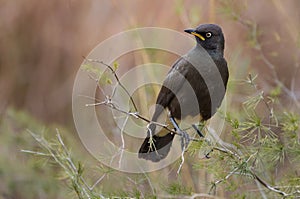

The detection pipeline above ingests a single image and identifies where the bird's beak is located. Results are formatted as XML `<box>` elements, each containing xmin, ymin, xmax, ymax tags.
<box><xmin>184</xmin><ymin>29</ymin><xmax>205</xmax><ymax>41</ymax></box>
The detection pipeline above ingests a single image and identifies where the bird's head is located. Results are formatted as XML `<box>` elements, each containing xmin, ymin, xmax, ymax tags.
<box><xmin>184</xmin><ymin>24</ymin><xmax>225</xmax><ymax>53</ymax></box>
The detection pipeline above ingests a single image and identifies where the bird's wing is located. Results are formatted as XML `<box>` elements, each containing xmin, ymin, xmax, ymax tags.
<box><xmin>151</xmin><ymin>57</ymin><xmax>189</xmax><ymax>121</ymax></box>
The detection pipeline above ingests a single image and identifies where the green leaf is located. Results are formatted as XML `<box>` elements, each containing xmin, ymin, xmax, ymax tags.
<box><xmin>163</xmin><ymin>182</ymin><xmax>192</xmax><ymax>195</ymax></box>
<box><xmin>270</xmin><ymin>86</ymin><xmax>281</xmax><ymax>98</ymax></box>
<box><xmin>243</xmin><ymin>91</ymin><xmax>264</xmax><ymax>110</ymax></box>
<box><xmin>106</xmin><ymin>78</ymin><xmax>112</xmax><ymax>85</ymax></box>
<box><xmin>81</xmin><ymin>63</ymin><xmax>102</xmax><ymax>78</ymax></box>
<box><xmin>113</xmin><ymin>61</ymin><xmax>119</xmax><ymax>71</ymax></box>
<box><xmin>281</xmin><ymin>112</ymin><xmax>299</xmax><ymax>134</ymax></box>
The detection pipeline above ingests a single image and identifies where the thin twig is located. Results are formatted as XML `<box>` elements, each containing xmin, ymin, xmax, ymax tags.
<box><xmin>21</xmin><ymin>150</ymin><xmax>51</xmax><ymax>157</ymax></box>
<box><xmin>85</xmin><ymin>95</ymin><xmax>201</xmax><ymax>142</ymax></box>
<box><xmin>126</xmin><ymin>177</ymin><xmax>145</xmax><ymax>199</ymax></box>
<box><xmin>26</xmin><ymin>130</ymin><xmax>94</xmax><ymax>199</ymax></box>
<box><xmin>118</xmin><ymin>114</ymin><xmax>128</xmax><ymax>169</ymax></box>
<box><xmin>250</xmin><ymin>170</ymin><xmax>291</xmax><ymax>197</ymax></box>
<box><xmin>158</xmin><ymin>193</ymin><xmax>225</xmax><ymax>199</ymax></box>
<box><xmin>90</xmin><ymin>174</ymin><xmax>106</xmax><ymax>191</ymax></box>
<box><xmin>209</xmin><ymin>129</ymin><xmax>298</xmax><ymax>197</ymax></box>
<box><xmin>209</xmin><ymin>166</ymin><xmax>240</xmax><ymax>195</ymax></box>
<box><xmin>143</xmin><ymin>172</ymin><xmax>156</xmax><ymax>195</ymax></box>
<box><xmin>209</xmin><ymin>154</ymin><xmax>255</xmax><ymax>194</ymax></box>
<box><xmin>247</xmin><ymin>74</ymin><xmax>276</xmax><ymax>127</ymax></box>
<box><xmin>83</xmin><ymin>57</ymin><xmax>138</xmax><ymax>112</ymax></box>
<box><xmin>177</xmin><ymin>147</ymin><xmax>186</xmax><ymax>175</ymax></box>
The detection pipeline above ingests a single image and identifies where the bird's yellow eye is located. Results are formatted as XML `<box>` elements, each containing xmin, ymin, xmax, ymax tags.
<box><xmin>206</xmin><ymin>32</ymin><xmax>212</xmax><ymax>38</ymax></box>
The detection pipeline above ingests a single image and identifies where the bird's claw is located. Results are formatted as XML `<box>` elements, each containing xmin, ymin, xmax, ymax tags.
<box><xmin>179</xmin><ymin>130</ymin><xmax>190</xmax><ymax>151</ymax></box>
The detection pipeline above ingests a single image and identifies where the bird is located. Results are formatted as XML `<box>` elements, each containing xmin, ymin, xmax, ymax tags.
<box><xmin>138</xmin><ymin>24</ymin><xmax>229</xmax><ymax>162</ymax></box>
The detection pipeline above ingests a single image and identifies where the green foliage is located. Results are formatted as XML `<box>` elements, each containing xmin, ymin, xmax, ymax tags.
<box><xmin>282</xmin><ymin>112</ymin><xmax>299</xmax><ymax>134</ymax></box>
<box><xmin>113</xmin><ymin>61</ymin><xmax>119</xmax><ymax>71</ymax></box>
<box><xmin>187</xmin><ymin>139</ymin><xmax>205</xmax><ymax>156</ymax></box>
<box><xmin>24</xmin><ymin>130</ymin><xmax>107</xmax><ymax>199</ymax></box>
<box><xmin>0</xmin><ymin>108</ymin><xmax>68</xmax><ymax>198</ymax></box>
<box><xmin>81</xmin><ymin>62</ymin><xmax>114</xmax><ymax>86</ymax></box>
<box><xmin>259</xmin><ymin>137</ymin><xmax>285</xmax><ymax>166</ymax></box>
<box><xmin>81</xmin><ymin>63</ymin><xmax>102</xmax><ymax>78</ymax></box>
<box><xmin>190</xmin><ymin>70</ymin><xmax>300</xmax><ymax>198</ymax></box>
<box><xmin>163</xmin><ymin>182</ymin><xmax>192</xmax><ymax>196</ymax></box>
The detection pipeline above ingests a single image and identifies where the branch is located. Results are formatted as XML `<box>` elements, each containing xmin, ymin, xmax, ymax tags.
<box><xmin>85</xmin><ymin>95</ymin><xmax>201</xmax><ymax>142</ymax></box>
<box><xmin>250</xmin><ymin>170</ymin><xmax>296</xmax><ymax>197</ymax></box>
<box><xmin>207</xmin><ymin>127</ymin><xmax>299</xmax><ymax>197</ymax></box>
<box><xmin>158</xmin><ymin>193</ymin><xmax>225</xmax><ymax>199</ymax></box>
<box><xmin>23</xmin><ymin>129</ymin><xmax>106</xmax><ymax>199</ymax></box>
<box><xmin>83</xmin><ymin>57</ymin><xmax>138</xmax><ymax>112</ymax></box>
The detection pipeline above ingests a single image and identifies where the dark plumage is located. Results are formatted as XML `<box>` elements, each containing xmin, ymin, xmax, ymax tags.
<box><xmin>138</xmin><ymin>24</ymin><xmax>229</xmax><ymax>162</ymax></box>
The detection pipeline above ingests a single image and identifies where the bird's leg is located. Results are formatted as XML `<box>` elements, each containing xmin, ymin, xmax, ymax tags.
<box><xmin>192</xmin><ymin>124</ymin><xmax>213</xmax><ymax>158</ymax></box>
<box><xmin>169</xmin><ymin>117</ymin><xmax>190</xmax><ymax>150</ymax></box>
<box><xmin>204</xmin><ymin>149</ymin><xmax>213</xmax><ymax>159</ymax></box>
<box><xmin>192</xmin><ymin>124</ymin><xmax>204</xmax><ymax>138</ymax></box>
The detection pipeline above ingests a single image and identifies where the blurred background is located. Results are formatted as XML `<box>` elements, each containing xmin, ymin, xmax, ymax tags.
<box><xmin>0</xmin><ymin>0</ymin><xmax>299</xmax><ymax>198</ymax></box>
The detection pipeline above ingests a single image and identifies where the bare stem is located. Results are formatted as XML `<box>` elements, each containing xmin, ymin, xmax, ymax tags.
<box><xmin>83</xmin><ymin>57</ymin><xmax>139</xmax><ymax>112</ymax></box>
<box><xmin>85</xmin><ymin>95</ymin><xmax>201</xmax><ymax>142</ymax></box>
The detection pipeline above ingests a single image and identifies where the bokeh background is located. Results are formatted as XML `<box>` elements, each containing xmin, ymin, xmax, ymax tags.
<box><xmin>1</xmin><ymin>0</ymin><xmax>299</xmax><ymax>198</ymax></box>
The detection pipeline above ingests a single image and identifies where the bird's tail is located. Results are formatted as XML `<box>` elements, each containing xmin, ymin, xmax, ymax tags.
<box><xmin>138</xmin><ymin>124</ymin><xmax>175</xmax><ymax>162</ymax></box>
